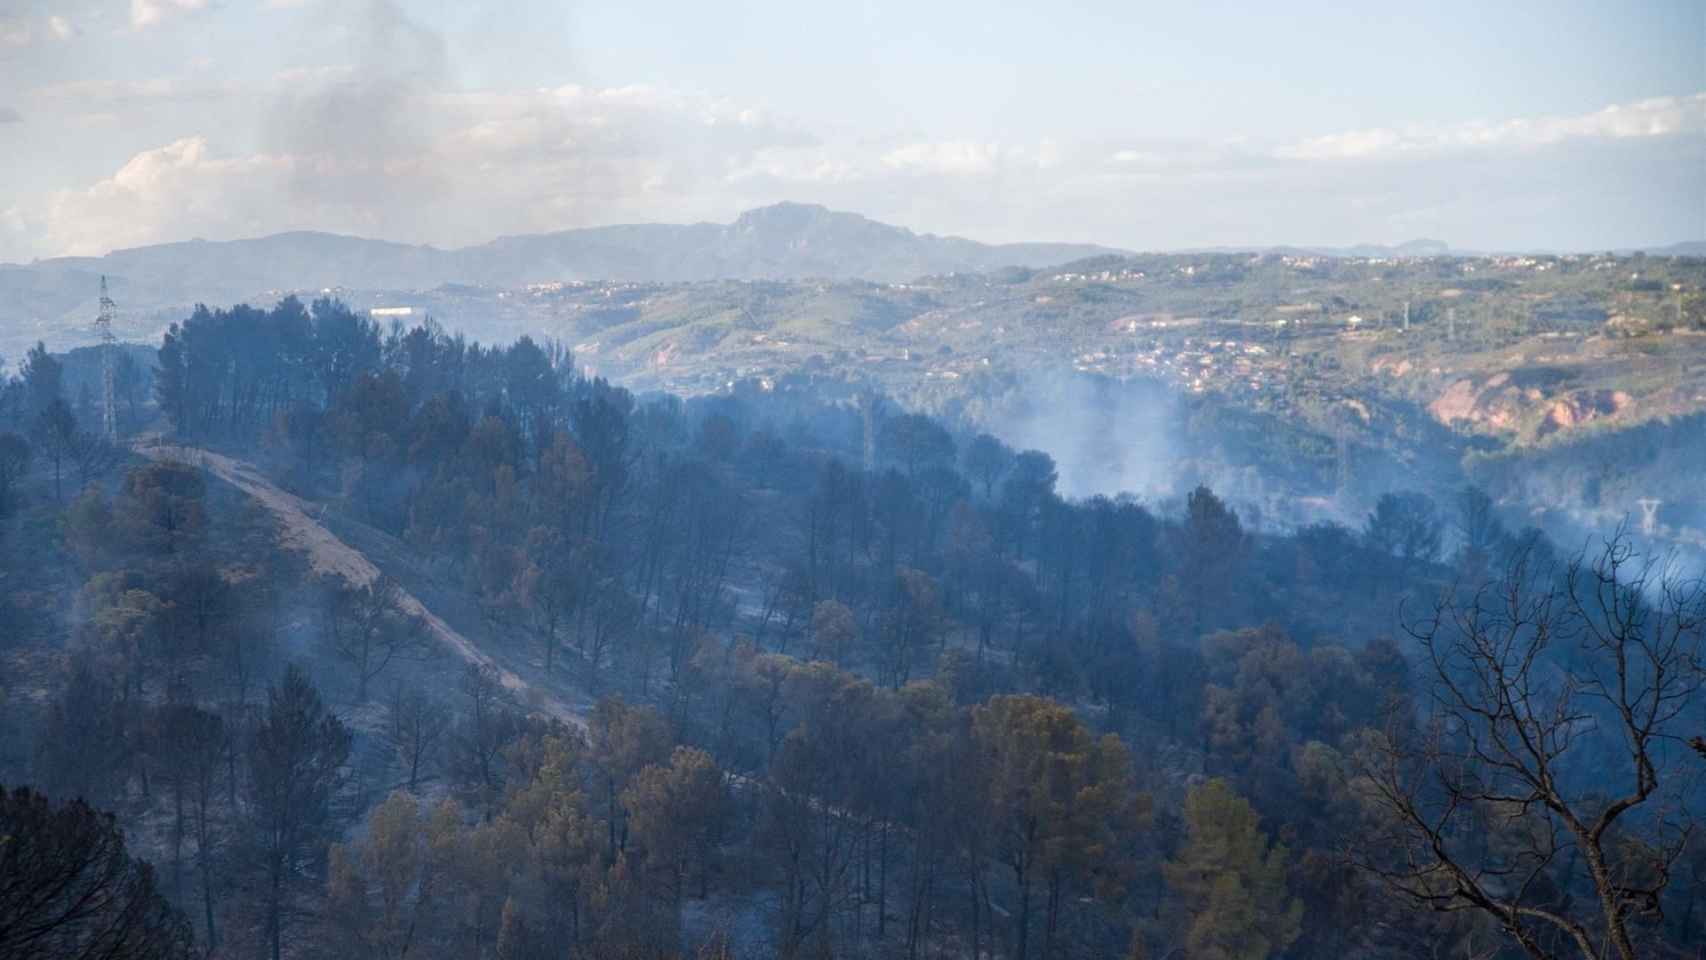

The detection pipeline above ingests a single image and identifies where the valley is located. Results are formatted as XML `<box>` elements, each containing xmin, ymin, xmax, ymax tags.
<box><xmin>23</xmin><ymin>225</ymin><xmax>1706</xmax><ymax>553</ymax></box>
<box><xmin>152</xmin><ymin>247</ymin><xmax>1706</xmax><ymax>541</ymax></box>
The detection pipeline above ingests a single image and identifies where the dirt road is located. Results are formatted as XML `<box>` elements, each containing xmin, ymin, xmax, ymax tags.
<box><xmin>136</xmin><ymin>443</ymin><xmax>586</xmax><ymax>728</ymax></box>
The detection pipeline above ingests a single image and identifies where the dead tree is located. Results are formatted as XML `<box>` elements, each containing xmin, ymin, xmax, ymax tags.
<box><xmin>1350</xmin><ymin>532</ymin><xmax>1705</xmax><ymax>960</ymax></box>
<box><xmin>387</xmin><ymin>682</ymin><xmax>450</xmax><ymax>791</ymax></box>
<box><xmin>324</xmin><ymin>574</ymin><xmax>431</xmax><ymax>701</ymax></box>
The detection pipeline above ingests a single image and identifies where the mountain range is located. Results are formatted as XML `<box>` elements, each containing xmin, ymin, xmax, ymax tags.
<box><xmin>0</xmin><ymin>203</ymin><xmax>1116</xmax><ymax>323</ymax></box>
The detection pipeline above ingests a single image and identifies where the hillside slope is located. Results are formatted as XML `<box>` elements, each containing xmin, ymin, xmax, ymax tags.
<box><xmin>136</xmin><ymin>441</ymin><xmax>591</xmax><ymax>728</ymax></box>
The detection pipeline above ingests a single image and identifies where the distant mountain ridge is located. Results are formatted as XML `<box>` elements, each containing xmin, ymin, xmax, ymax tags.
<box><xmin>1629</xmin><ymin>240</ymin><xmax>1706</xmax><ymax>257</ymax></box>
<box><xmin>1</xmin><ymin>203</ymin><xmax>1119</xmax><ymax>310</ymax></box>
<box><xmin>1179</xmin><ymin>239</ymin><xmax>1706</xmax><ymax>259</ymax></box>
<box><xmin>1172</xmin><ymin>239</ymin><xmax>1454</xmax><ymax>258</ymax></box>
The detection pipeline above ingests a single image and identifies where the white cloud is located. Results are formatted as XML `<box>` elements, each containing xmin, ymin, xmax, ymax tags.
<box><xmin>34</xmin><ymin>137</ymin><xmax>294</xmax><ymax>255</ymax></box>
<box><xmin>1277</xmin><ymin>92</ymin><xmax>1706</xmax><ymax>161</ymax></box>
<box><xmin>1105</xmin><ymin>142</ymin><xmax>1234</xmax><ymax>170</ymax></box>
<box><xmin>16</xmin><ymin>82</ymin><xmax>828</xmax><ymax>256</ymax></box>
<box><xmin>47</xmin><ymin>15</ymin><xmax>73</xmax><ymax>38</ymax></box>
<box><xmin>130</xmin><ymin>0</ymin><xmax>208</xmax><ymax>30</ymax></box>
<box><xmin>726</xmin><ymin>148</ymin><xmax>861</xmax><ymax>185</ymax></box>
<box><xmin>883</xmin><ymin>141</ymin><xmax>1002</xmax><ymax>176</ymax></box>
<box><xmin>723</xmin><ymin>137</ymin><xmax>1070</xmax><ymax>189</ymax></box>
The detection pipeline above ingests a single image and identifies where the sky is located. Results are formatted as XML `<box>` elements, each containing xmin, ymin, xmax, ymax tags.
<box><xmin>0</xmin><ymin>0</ymin><xmax>1701</xmax><ymax>262</ymax></box>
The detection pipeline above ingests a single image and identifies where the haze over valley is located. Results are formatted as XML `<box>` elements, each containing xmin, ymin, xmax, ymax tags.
<box><xmin>13</xmin><ymin>201</ymin><xmax>1703</xmax><ymax>548</ymax></box>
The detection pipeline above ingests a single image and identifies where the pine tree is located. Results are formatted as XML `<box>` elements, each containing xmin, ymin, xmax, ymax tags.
<box><xmin>972</xmin><ymin>694</ymin><xmax>1143</xmax><ymax>960</ymax></box>
<box><xmin>0</xmin><ymin>785</ymin><xmax>194</xmax><ymax>960</ymax></box>
<box><xmin>247</xmin><ymin>665</ymin><xmax>352</xmax><ymax>960</ymax></box>
<box><xmin>1163</xmin><ymin>778</ymin><xmax>1302</xmax><ymax>960</ymax></box>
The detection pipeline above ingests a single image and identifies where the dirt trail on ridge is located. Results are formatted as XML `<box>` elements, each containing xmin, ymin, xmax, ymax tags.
<box><xmin>136</xmin><ymin>442</ymin><xmax>585</xmax><ymax>729</ymax></box>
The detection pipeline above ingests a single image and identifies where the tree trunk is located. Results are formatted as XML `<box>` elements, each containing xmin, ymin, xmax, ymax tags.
<box><xmin>269</xmin><ymin>867</ymin><xmax>283</xmax><ymax>960</ymax></box>
<box><xmin>878</xmin><ymin>821</ymin><xmax>890</xmax><ymax>939</ymax></box>
<box><xmin>1015</xmin><ymin>858</ymin><xmax>1031</xmax><ymax>960</ymax></box>
<box><xmin>1581</xmin><ymin>842</ymin><xmax>1638</xmax><ymax>960</ymax></box>
<box><xmin>201</xmin><ymin>863</ymin><xmax>217</xmax><ymax>952</ymax></box>
<box><xmin>226</xmin><ymin>742</ymin><xmax>238</xmax><ymax>807</ymax></box>
<box><xmin>170</xmin><ymin>782</ymin><xmax>185</xmax><ymax>902</ymax></box>
<box><xmin>1045</xmin><ymin>868</ymin><xmax>1063</xmax><ymax>959</ymax></box>
<box><xmin>970</xmin><ymin>873</ymin><xmax>981</xmax><ymax>960</ymax></box>
<box><xmin>607</xmin><ymin>777</ymin><xmax>618</xmax><ymax>862</ymax></box>
<box><xmin>196</xmin><ymin>796</ymin><xmax>217</xmax><ymax>951</ymax></box>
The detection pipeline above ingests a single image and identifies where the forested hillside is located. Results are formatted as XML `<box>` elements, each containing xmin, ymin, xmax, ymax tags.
<box><xmin>1</xmin><ymin>299</ymin><xmax>1702</xmax><ymax>960</ymax></box>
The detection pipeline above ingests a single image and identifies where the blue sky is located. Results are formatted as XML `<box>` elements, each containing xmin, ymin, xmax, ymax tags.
<box><xmin>0</xmin><ymin>0</ymin><xmax>1700</xmax><ymax>260</ymax></box>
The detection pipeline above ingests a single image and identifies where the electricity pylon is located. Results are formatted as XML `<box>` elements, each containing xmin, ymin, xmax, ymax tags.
<box><xmin>95</xmin><ymin>276</ymin><xmax>117</xmax><ymax>440</ymax></box>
